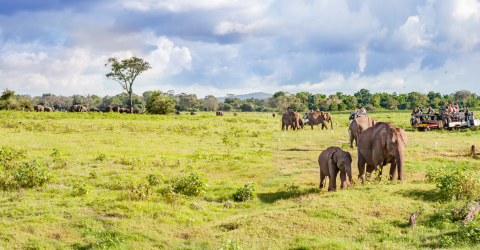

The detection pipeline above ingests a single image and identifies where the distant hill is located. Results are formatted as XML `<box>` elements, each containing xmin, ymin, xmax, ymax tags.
<box><xmin>217</xmin><ymin>92</ymin><xmax>272</xmax><ymax>102</ymax></box>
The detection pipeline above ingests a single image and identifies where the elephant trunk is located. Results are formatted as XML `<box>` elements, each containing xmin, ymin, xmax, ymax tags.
<box><xmin>347</xmin><ymin>166</ymin><xmax>353</xmax><ymax>183</ymax></box>
<box><xmin>330</xmin><ymin>118</ymin><xmax>334</xmax><ymax>130</ymax></box>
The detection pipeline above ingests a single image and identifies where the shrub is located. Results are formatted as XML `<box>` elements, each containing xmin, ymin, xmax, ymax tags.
<box><xmin>96</xmin><ymin>152</ymin><xmax>108</xmax><ymax>161</ymax></box>
<box><xmin>0</xmin><ymin>145</ymin><xmax>27</xmax><ymax>169</ymax></box>
<box><xmin>426</xmin><ymin>165</ymin><xmax>480</xmax><ymax>200</ymax></box>
<box><xmin>171</xmin><ymin>172</ymin><xmax>208</xmax><ymax>196</ymax></box>
<box><xmin>51</xmin><ymin>148</ymin><xmax>67</xmax><ymax>168</ymax></box>
<box><xmin>218</xmin><ymin>240</ymin><xmax>243</xmax><ymax>250</ymax></box>
<box><xmin>146</xmin><ymin>91</ymin><xmax>176</xmax><ymax>115</ymax></box>
<box><xmin>147</xmin><ymin>173</ymin><xmax>164</xmax><ymax>186</ymax></box>
<box><xmin>12</xmin><ymin>160</ymin><xmax>54</xmax><ymax>188</ymax></box>
<box><xmin>232</xmin><ymin>182</ymin><xmax>256</xmax><ymax>202</ymax></box>
<box><xmin>72</xmin><ymin>182</ymin><xmax>93</xmax><ymax>196</ymax></box>
<box><xmin>126</xmin><ymin>178</ymin><xmax>153</xmax><ymax>201</ymax></box>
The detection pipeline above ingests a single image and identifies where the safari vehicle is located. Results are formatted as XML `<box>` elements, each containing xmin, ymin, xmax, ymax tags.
<box><xmin>410</xmin><ymin>108</ymin><xmax>480</xmax><ymax>131</ymax></box>
<box><xmin>303</xmin><ymin>112</ymin><xmax>309</xmax><ymax>125</ymax></box>
<box><xmin>349</xmin><ymin>112</ymin><xmax>369</xmax><ymax>123</ymax></box>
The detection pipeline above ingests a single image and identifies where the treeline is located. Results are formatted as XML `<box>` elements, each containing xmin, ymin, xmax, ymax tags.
<box><xmin>1</xmin><ymin>88</ymin><xmax>478</xmax><ymax>113</ymax></box>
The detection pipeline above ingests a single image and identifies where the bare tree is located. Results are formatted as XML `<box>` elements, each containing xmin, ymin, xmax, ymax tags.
<box><xmin>204</xmin><ymin>95</ymin><xmax>220</xmax><ymax>110</ymax></box>
<box><xmin>84</xmin><ymin>93</ymin><xmax>91</xmax><ymax>110</ymax></box>
<box><xmin>167</xmin><ymin>90</ymin><xmax>175</xmax><ymax>97</ymax></box>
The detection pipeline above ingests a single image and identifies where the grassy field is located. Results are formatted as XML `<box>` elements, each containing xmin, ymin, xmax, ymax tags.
<box><xmin>0</xmin><ymin>110</ymin><xmax>479</xmax><ymax>249</ymax></box>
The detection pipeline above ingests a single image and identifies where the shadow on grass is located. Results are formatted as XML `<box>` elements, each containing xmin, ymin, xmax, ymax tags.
<box><xmin>257</xmin><ymin>187</ymin><xmax>322</xmax><ymax>203</ymax></box>
<box><xmin>282</xmin><ymin>148</ymin><xmax>319</xmax><ymax>152</ymax></box>
<box><xmin>393</xmin><ymin>188</ymin><xmax>443</xmax><ymax>202</ymax></box>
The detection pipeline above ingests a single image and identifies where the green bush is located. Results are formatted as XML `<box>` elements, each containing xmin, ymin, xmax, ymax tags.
<box><xmin>426</xmin><ymin>165</ymin><xmax>480</xmax><ymax>200</ymax></box>
<box><xmin>0</xmin><ymin>145</ymin><xmax>27</xmax><ymax>169</ymax></box>
<box><xmin>95</xmin><ymin>152</ymin><xmax>108</xmax><ymax>161</ymax></box>
<box><xmin>147</xmin><ymin>172</ymin><xmax>164</xmax><ymax>186</ymax></box>
<box><xmin>51</xmin><ymin>148</ymin><xmax>67</xmax><ymax>168</ymax></box>
<box><xmin>12</xmin><ymin>160</ymin><xmax>54</xmax><ymax>188</ymax></box>
<box><xmin>232</xmin><ymin>182</ymin><xmax>256</xmax><ymax>202</ymax></box>
<box><xmin>146</xmin><ymin>90</ymin><xmax>176</xmax><ymax>115</ymax></box>
<box><xmin>72</xmin><ymin>182</ymin><xmax>93</xmax><ymax>196</ymax></box>
<box><xmin>126</xmin><ymin>178</ymin><xmax>153</xmax><ymax>201</ymax></box>
<box><xmin>172</xmin><ymin>172</ymin><xmax>208</xmax><ymax>196</ymax></box>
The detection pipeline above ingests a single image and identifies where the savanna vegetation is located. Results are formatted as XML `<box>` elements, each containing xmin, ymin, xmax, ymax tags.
<box><xmin>1</xmin><ymin>108</ymin><xmax>480</xmax><ymax>249</ymax></box>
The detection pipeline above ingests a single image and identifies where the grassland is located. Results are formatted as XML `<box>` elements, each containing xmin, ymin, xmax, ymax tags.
<box><xmin>0</xmin><ymin>109</ymin><xmax>479</xmax><ymax>249</ymax></box>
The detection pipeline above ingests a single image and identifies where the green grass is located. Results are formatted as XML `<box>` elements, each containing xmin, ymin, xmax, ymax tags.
<box><xmin>0</xmin><ymin>110</ymin><xmax>479</xmax><ymax>249</ymax></box>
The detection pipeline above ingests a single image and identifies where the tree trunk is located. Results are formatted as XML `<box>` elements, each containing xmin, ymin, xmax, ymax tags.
<box><xmin>129</xmin><ymin>91</ymin><xmax>133</xmax><ymax>114</ymax></box>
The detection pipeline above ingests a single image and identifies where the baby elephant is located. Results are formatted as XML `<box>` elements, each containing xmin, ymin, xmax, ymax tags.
<box><xmin>318</xmin><ymin>147</ymin><xmax>353</xmax><ymax>191</ymax></box>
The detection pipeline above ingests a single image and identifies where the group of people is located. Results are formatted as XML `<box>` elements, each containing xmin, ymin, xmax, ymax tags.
<box><xmin>411</xmin><ymin>106</ymin><xmax>435</xmax><ymax>115</ymax></box>
<box><xmin>411</xmin><ymin>103</ymin><xmax>477</xmax><ymax>120</ymax></box>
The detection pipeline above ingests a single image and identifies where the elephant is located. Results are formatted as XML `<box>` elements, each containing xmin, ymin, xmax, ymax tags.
<box><xmin>216</xmin><ymin>111</ymin><xmax>224</xmax><ymax>116</ymax></box>
<box><xmin>357</xmin><ymin>122</ymin><xmax>407</xmax><ymax>183</ymax></box>
<box><xmin>234</xmin><ymin>113</ymin><xmax>238</xmax><ymax>116</ymax></box>
<box><xmin>191</xmin><ymin>112</ymin><xmax>197</xmax><ymax>115</ymax></box>
<box><xmin>298</xmin><ymin>118</ymin><xmax>305</xmax><ymax>129</ymax></box>
<box><xmin>112</xmin><ymin>106</ymin><xmax>120</xmax><ymax>112</ymax></box>
<box><xmin>76</xmin><ymin>105</ymin><xmax>87</xmax><ymax>112</ymax></box>
<box><xmin>282</xmin><ymin>111</ymin><xmax>301</xmax><ymax>131</ymax></box>
<box><xmin>34</xmin><ymin>105</ymin><xmax>44</xmax><ymax>112</ymax></box>
<box><xmin>89</xmin><ymin>108</ymin><xmax>100</xmax><ymax>112</ymax></box>
<box><xmin>349</xmin><ymin>116</ymin><xmax>379</xmax><ymax>148</ymax></box>
<box><xmin>67</xmin><ymin>105</ymin><xmax>78</xmax><ymax>112</ymax></box>
<box><xmin>133</xmin><ymin>109</ymin><xmax>141</xmax><ymax>114</ymax></box>
<box><xmin>104</xmin><ymin>106</ymin><xmax>112</xmax><ymax>112</ymax></box>
<box><xmin>119</xmin><ymin>108</ymin><xmax>127</xmax><ymax>113</ymax></box>
<box><xmin>272</xmin><ymin>113</ymin><xmax>276</xmax><ymax>117</ymax></box>
<box><xmin>307</xmin><ymin>111</ymin><xmax>333</xmax><ymax>130</ymax></box>
<box><xmin>44</xmin><ymin>107</ymin><xmax>52</xmax><ymax>112</ymax></box>
<box><xmin>318</xmin><ymin>147</ymin><xmax>353</xmax><ymax>191</ymax></box>
<box><xmin>176</xmin><ymin>111</ymin><xmax>181</xmax><ymax>115</ymax></box>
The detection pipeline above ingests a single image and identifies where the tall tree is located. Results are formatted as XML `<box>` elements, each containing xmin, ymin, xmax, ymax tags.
<box><xmin>105</xmin><ymin>56</ymin><xmax>151</xmax><ymax>113</ymax></box>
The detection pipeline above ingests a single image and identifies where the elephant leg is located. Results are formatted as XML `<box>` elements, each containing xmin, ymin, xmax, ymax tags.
<box><xmin>340</xmin><ymin>171</ymin><xmax>347</xmax><ymax>189</ymax></box>
<box><xmin>328</xmin><ymin>168</ymin><xmax>339</xmax><ymax>191</ymax></box>
<box><xmin>366</xmin><ymin>165</ymin><xmax>376</xmax><ymax>181</ymax></box>
<box><xmin>358</xmin><ymin>154</ymin><xmax>366</xmax><ymax>182</ymax></box>
<box><xmin>311</xmin><ymin>124</ymin><xmax>314</xmax><ymax>130</ymax></box>
<box><xmin>349</xmin><ymin>132</ymin><xmax>354</xmax><ymax>148</ymax></box>
<box><xmin>389</xmin><ymin>158</ymin><xmax>397</xmax><ymax>181</ymax></box>
<box><xmin>282</xmin><ymin>122</ymin><xmax>285</xmax><ymax>130</ymax></box>
<box><xmin>319</xmin><ymin>171</ymin><xmax>326</xmax><ymax>189</ymax></box>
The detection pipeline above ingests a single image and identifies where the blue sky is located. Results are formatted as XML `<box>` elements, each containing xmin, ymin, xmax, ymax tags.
<box><xmin>1</xmin><ymin>0</ymin><xmax>480</xmax><ymax>98</ymax></box>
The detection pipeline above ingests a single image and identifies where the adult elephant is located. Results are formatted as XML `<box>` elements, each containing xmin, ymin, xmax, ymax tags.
<box><xmin>307</xmin><ymin>111</ymin><xmax>333</xmax><ymax>130</ymax></box>
<box><xmin>104</xmin><ymin>106</ymin><xmax>112</xmax><ymax>112</ymax></box>
<box><xmin>176</xmin><ymin>111</ymin><xmax>181</xmax><ymax>115</ymax></box>
<box><xmin>112</xmin><ymin>106</ymin><xmax>120</xmax><ymax>112</ymax></box>
<box><xmin>349</xmin><ymin>116</ymin><xmax>378</xmax><ymax>148</ymax></box>
<box><xmin>318</xmin><ymin>147</ymin><xmax>353</xmax><ymax>191</ymax></box>
<box><xmin>272</xmin><ymin>113</ymin><xmax>276</xmax><ymax>118</ymax></box>
<box><xmin>190</xmin><ymin>112</ymin><xmax>196</xmax><ymax>115</ymax></box>
<box><xmin>44</xmin><ymin>107</ymin><xmax>52</xmax><ymax>112</ymax></box>
<box><xmin>282</xmin><ymin>111</ymin><xmax>300</xmax><ymax>131</ymax></box>
<box><xmin>216</xmin><ymin>111</ymin><xmax>224</xmax><ymax>116</ymax></box>
<box><xmin>76</xmin><ymin>105</ymin><xmax>87</xmax><ymax>112</ymax></box>
<box><xmin>34</xmin><ymin>105</ymin><xmax>44</xmax><ymax>112</ymax></box>
<box><xmin>298</xmin><ymin>118</ymin><xmax>305</xmax><ymax>129</ymax></box>
<box><xmin>67</xmin><ymin>105</ymin><xmax>78</xmax><ymax>112</ymax></box>
<box><xmin>357</xmin><ymin>122</ymin><xmax>407</xmax><ymax>183</ymax></box>
<box><xmin>234</xmin><ymin>113</ymin><xmax>238</xmax><ymax>116</ymax></box>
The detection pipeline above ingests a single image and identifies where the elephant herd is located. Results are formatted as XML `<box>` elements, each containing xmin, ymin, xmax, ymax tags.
<box><xmin>278</xmin><ymin>111</ymin><xmax>407</xmax><ymax>191</ymax></box>
<box><xmin>33</xmin><ymin>105</ymin><xmax>143</xmax><ymax>114</ymax></box>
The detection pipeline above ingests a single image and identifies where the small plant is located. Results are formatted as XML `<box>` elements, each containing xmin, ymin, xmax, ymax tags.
<box><xmin>89</xmin><ymin>170</ymin><xmax>98</xmax><ymax>179</ymax></box>
<box><xmin>0</xmin><ymin>145</ymin><xmax>27</xmax><ymax>169</ymax></box>
<box><xmin>218</xmin><ymin>240</ymin><xmax>243</xmax><ymax>250</ymax></box>
<box><xmin>126</xmin><ymin>178</ymin><xmax>153</xmax><ymax>201</ymax></box>
<box><xmin>96</xmin><ymin>152</ymin><xmax>108</xmax><ymax>161</ymax></box>
<box><xmin>50</xmin><ymin>148</ymin><xmax>67</xmax><ymax>168</ymax></box>
<box><xmin>232</xmin><ymin>182</ymin><xmax>256</xmax><ymax>202</ymax></box>
<box><xmin>147</xmin><ymin>172</ymin><xmax>164</xmax><ymax>186</ymax></box>
<box><xmin>116</xmin><ymin>154</ymin><xmax>145</xmax><ymax>166</ymax></box>
<box><xmin>171</xmin><ymin>172</ymin><xmax>208</xmax><ymax>196</ymax></box>
<box><xmin>12</xmin><ymin>160</ymin><xmax>54</xmax><ymax>189</ymax></box>
<box><xmin>72</xmin><ymin>182</ymin><xmax>93</xmax><ymax>196</ymax></box>
<box><xmin>426</xmin><ymin>165</ymin><xmax>480</xmax><ymax>200</ymax></box>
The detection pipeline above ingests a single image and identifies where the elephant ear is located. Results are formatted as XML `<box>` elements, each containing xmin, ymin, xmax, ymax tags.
<box><xmin>379</xmin><ymin>128</ymin><xmax>389</xmax><ymax>149</ymax></box>
<box><xmin>328</xmin><ymin>151</ymin><xmax>338</xmax><ymax>163</ymax></box>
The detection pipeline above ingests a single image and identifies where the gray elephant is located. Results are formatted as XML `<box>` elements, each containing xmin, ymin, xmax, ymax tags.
<box><xmin>112</xmin><ymin>106</ymin><xmax>120</xmax><ymax>112</ymax></box>
<box><xmin>282</xmin><ymin>111</ymin><xmax>301</xmax><ymax>131</ymax></box>
<box><xmin>34</xmin><ymin>105</ymin><xmax>44</xmax><ymax>112</ymax></box>
<box><xmin>216</xmin><ymin>111</ymin><xmax>224</xmax><ymax>116</ymax></box>
<box><xmin>357</xmin><ymin>122</ymin><xmax>407</xmax><ymax>183</ymax></box>
<box><xmin>44</xmin><ymin>107</ymin><xmax>52</xmax><ymax>112</ymax></box>
<box><xmin>272</xmin><ymin>113</ymin><xmax>276</xmax><ymax>117</ymax></box>
<box><xmin>234</xmin><ymin>113</ymin><xmax>238</xmax><ymax>116</ymax></box>
<box><xmin>307</xmin><ymin>111</ymin><xmax>333</xmax><ymax>130</ymax></box>
<box><xmin>318</xmin><ymin>147</ymin><xmax>353</xmax><ymax>191</ymax></box>
<box><xmin>190</xmin><ymin>112</ymin><xmax>197</xmax><ymax>115</ymax></box>
<box><xmin>104</xmin><ymin>106</ymin><xmax>112</xmax><ymax>112</ymax></box>
<box><xmin>349</xmin><ymin>116</ymin><xmax>378</xmax><ymax>148</ymax></box>
<box><xmin>176</xmin><ymin>111</ymin><xmax>181</xmax><ymax>115</ymax></box>
<box><xmin>76</xmin><ymin>105</ymin><xmax>87</xmax><ymax>112</ymax></box>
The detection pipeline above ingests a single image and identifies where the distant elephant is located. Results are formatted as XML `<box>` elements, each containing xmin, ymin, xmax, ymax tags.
<box><xmin>67</xmin><ymin>105</ymin><xmax>78</xmax><ymax>112</ymax></box>
<box><xmin>176</xmin><ymin>111</ymin><xmax>181</xmax><ymax>115</ymax></box>
<box><xmin>44</xmin><ymin>107</ymin><xmax>52</xmax><ymax>112</ymax></box>
<box><xmin>357</xmin><ymin>122</ymin><xmax>407</xmax><ymax>183</ymax></box>
<box><xmin>272</xmin><ymin>113</ymin><xmax>276</xmax><ymax>117</ymax></box>
<box><xmin>112</xmin><ymin>106</ymin><xmax>120</xmax><ymax>112</ymax></box>
<box><xmin>298</xmin><ymin>119</ymin><xmax>305</xmax><ymax>129</ymax></box>
<box><xmin>104</xmin><ymin>106</ymin><xmax>112</xmax><ymax>112</ymax></box>
<box><xmin>349</xmin><ymin>116</ymin><xmax>379</xmax><ymax>148</ymax></box>
<box><xmin>89</xmin><ymin>108</ymin><xmax>100</xmax><ymax>112</ymax></box>
<box><xmin>282</xmin><ymin>111</ymin><xmax>301</xmax><ymax>131</ymax></box>
<box><xmin>76</xmin><ymin>105</ymin><xmax>87</xmax><ymax>112</ymax></box>
<box><xmin>234</xmin><ymin>113</ymin><xmax>238</xmax><ymax>116</ymax></box>
<box><xmin>318</xmin><ymin>147</ymin><xmax>353</xmax><ymax>191</ymax></box>
<box><xmin>191</xmin><ymin>112</ymin><xmax>197</xmax><ymax>115</ymax></box>
<box><xmin>133</xmin><ymin>109</ymin><xmax>140</xmax><ymax>114</ymax></box>
<box><xmin>34</xmin><ymin>105</ymin><xmax>44</xmax><ymax>112</ymax></box>
<box><xmin>216</xmin><ymin>111</ymin><xmax>224</xmax><ymax>116</ymax></box>
<box><xmin>307</xmin><ymin>111</ymin><xmax>333</xmax><ymax>130</ymax></box>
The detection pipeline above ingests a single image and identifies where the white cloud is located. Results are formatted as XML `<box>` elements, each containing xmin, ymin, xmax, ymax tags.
<box><xmin>358</xmin><ymin>48</ymin><xmax>367</xmax><ymax>72</ymax></box>
<box><xmin>123</xmin><ymin>0</ymin><xmax>273</xmax><ymax>12</ymax></box>
<box><xmin>213</xmin><ymin>19</ymin><xmax>267</xmax><ymax>35</ymax></box>
<box><xmin>452</xmin><ymin>0</ymin><xmax>480</xmax><ymax>20</ymax></box>
<box><xmin>389</xmin><ymin>15</ymin><xmax>434</xmax><ymax>50</ymax></box>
